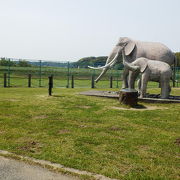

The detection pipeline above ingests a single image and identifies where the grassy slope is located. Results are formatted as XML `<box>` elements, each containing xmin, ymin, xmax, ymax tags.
<box><xmin>0</xmin><ymin>87</ymin><xmax>179</xmax><ymax>179</ymax></box>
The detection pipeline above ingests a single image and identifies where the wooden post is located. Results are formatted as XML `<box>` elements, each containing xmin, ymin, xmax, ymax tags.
<box><xmin>91</xmin><ymin>76</ymin><xmax>95</xmax><ymax>88</ymax></box>
<box><xmin>173</xmin><ymin>64</ymin><xmax>176</xmax><ymax>87</ymax></box>
<box><xmin>39</xmin><ymin>60</ymin><xmax>42</xmax><ymax>87</ymax></box>
<box><xmin>71</xmin><ymin>75</ymin><xmax>74</xmax><ymax>88</ymax></box>
<box><xmin>48</xmin><ymin>76</ymin><xmax>53</xmax><ymax>96</ymax></box>
<box><xmin>110</xmin><ymin>76</ymin><xmax>113</xmax><ymax>88</ymax></box>
<box><xmin>67</xmin><ymin>61</ymin><xmax>70</xmax><ymax>88</ymax></box>
<box><xmin>4</xmin><ymin>73</ymin><xmax>7</xmax><ymax>88</ymax></box>
<box><xmin>119</xmin><ymin>89</ymin><xmax>138</xmax><ymax>107</ymax></box>
<box><xmin>51</xmin><ymin>75</ymin><xmax>54</xmax><ymax>88</ymax></box>
<box><xmin>28</xmin><ymin>74</ymin><xmax>31</xmax><ymax>87</ymax></box>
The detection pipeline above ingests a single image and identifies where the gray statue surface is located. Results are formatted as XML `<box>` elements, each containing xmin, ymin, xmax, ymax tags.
<box><xmin>122</xmin><ymin>49</ymin><xmax>172</xmax><ymax>99</ymax></box>
<box><xmin>89</xmin><ymin>37</ymin><xmax>176</xmax><ymax>89</ymax></box>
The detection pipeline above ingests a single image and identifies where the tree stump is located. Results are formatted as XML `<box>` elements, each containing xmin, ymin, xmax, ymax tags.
<box><xmin>119</xmin><ymin>89</ymin><xmax>138</xmax><ymax>107</ymax></box>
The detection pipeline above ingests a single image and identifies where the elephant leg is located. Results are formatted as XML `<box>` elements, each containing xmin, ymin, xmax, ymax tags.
<box><xmin>128</xmin><ymin>70</ymin><xmax>139</xmax><ymax>89</ymax></box>
<box><xmin>160</xmin><ymin>71</ymin><xmax>172</xmax><ymax>99</ymax></box>
<box><xmin>160</xmin><ymin>80</ymin><xmax>170</xmax><ymax>99</ymax></box>
<box><xmin>168</xmin><ymin>84</ymin><xmax>171</xmax><ymax>93</ymax></box>
<box><xmin>122</xmin><ymin>68</ymin><xmax>129</xmax><ymax>89</ymax></box>
<box><xmin>158</xmin><ymin>81</ymin><xmax>161</xmax><ymax>88</ymax></box>
<box><xmin>137</xmin><ymin>78</ymin><xmax>141</xmax><ymax>94</ymax></box>
<box><xmin>140</xmin><ymin>72</ymin><xmax>149</xmax><ymax>98</ymax></box>
<box><xmin>161</xmin><ymin>83</ymin><xmax>168</xmax><ymax>98</ymax></box>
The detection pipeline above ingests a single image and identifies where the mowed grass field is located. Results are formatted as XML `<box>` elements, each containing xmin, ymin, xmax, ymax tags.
<box><xmin>0</xmin><ymin>87</ymin><xmax>180</xmax><ymax>179</ymax></box>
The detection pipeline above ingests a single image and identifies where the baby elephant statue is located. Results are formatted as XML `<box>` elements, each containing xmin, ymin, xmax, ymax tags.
<box><xmin>122</xmin><ymin>49</ymin><xmax>172</xmax><ymax>99</ymax></box>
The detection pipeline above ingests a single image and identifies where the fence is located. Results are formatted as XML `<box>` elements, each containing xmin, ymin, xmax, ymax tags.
<box><xmin>1</xmin><ymin>59</ymin><xmax>180</xmax><ymax>89</ymax></box>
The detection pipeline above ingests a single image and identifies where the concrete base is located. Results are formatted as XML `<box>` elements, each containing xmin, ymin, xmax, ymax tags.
<box><xmin>80</xmin><ymin>90</ymin><xmax>180</xmax><ymax>103</ymax></box>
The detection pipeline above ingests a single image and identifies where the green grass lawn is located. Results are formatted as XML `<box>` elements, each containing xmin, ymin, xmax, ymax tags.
<box><xmin>0</xmin><ymin>87</ymin><xmax>180</xmax><ymax>179</ymax></box>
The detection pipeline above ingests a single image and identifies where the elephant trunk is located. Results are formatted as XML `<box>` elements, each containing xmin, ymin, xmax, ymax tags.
<box><xmin>122</xmin><ymin>49</ymin><xmax>140</xmax><ymax>72</ymax></box>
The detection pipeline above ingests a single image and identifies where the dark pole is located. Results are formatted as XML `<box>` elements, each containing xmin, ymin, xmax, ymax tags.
<box><xmin>39</xmin><ymin>60</ymin><xmax>42</xmax><ymax>87</ymax></box>
<box><xmin>4</xmin><ymin>73</ymin><xmax>7</xmax><ymax>88</ymax></box>
<box><xmin>91</xmin><ymin>75</ymin><xmax>95</xmax><ymax>88</ymax></box>
<box><xmin>28</xmin><ymin>74</ymin><xmax>31</xmax><ymax>87</ymax></box>
<box><xmin>67</xmin><ymin>61</ymin><xmax>70</xmax><ymax>88</ymax></box>
<box><xmin>71</xmin><ymin>75</ymin><xmax>74</xmax><ymax>88</ymax></box>
<box><xmin>116</xmin><ymin>70</ymin><xmax>119</xmax><ymax>88</ymax></box>
<box><xmin>51</xmin><ymin>75</ymin><xmax>54</xmax><ymax>88</ymax></box>
<box><xmin>48</xmin><ymin>76</ymin><xmax>53</xmax><ymax>96</ymax></box>
<box><xmin>173</xmin><ymin>64</ymin><xmax>176</xmax><ymax>87</ymax></box>
<box><xmin>8</xmin><ymin>59</ymin><xmax>10</xmax><ymax>87</ymax></box>
<box><xmin>110</xmin><ymin>76</ymin><xmax>113</xmax><ymax>88</ymax></box>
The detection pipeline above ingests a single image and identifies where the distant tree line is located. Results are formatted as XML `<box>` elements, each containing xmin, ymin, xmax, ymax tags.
<box><xmin>175</xmin><ymin>52</ymin><xmax>180</xmax><ymax>66</ymax></box>
<box><xmin>0</xmin><ymin>58</ymin><xmax>32</xmax><ymax>67</ymax></box>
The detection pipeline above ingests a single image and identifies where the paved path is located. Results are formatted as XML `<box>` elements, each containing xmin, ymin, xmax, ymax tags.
<box><xmin>0</xmin><ymin>156</ymin><xmax>77</xmax><ymax>180</ymax></box>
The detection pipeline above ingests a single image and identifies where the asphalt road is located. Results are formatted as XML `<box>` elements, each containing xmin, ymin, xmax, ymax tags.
<box><xmin>0</xmin><ymin>156</ymin><xmax>77</xmax><ymax>180</ymax></box>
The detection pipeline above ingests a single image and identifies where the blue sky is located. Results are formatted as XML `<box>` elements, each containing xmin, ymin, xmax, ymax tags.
<box><xmin>0</xmin><ymin>0</ymin><xmax>179</xmax><ymax>61</ymax></box>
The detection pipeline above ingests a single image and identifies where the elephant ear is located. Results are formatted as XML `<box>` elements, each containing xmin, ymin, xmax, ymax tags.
<box><xmin>138</xmin><ymin>59</ymin><xmax>148</xmax><ymax>73</ymax></box>
<box><xmin>124</xmin><ymin>40</ymin><xmax>136</xmax><ymax>56</ymax></box>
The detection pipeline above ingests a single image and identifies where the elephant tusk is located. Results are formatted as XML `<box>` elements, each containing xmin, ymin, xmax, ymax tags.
<box><xmin>88</xmin><ymin>61</ymin><xmax>113</xmax><ymax>69</ymax></box>
<box><xmin>88</xmin><ymin>52</ymin><xmax>119</xmax><ymax>70</ymax></box>
<box><xmin>94</xmin><ymin>55</ymin><xmax>118</xmax><ymax>82</ymax></box>
<box><xmin>88</xmin><ymin>66</ymin><xmax>105</xmax><ymax>70</ymax></box>
<box><xmin>95</xmin><ymin>68</ymin><xmax>108</xmax><ymax>83</ymax></box>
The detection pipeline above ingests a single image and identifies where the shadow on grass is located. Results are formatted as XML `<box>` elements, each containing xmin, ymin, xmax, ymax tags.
<box><xmin>51</xmin><ymin>95</ymin><xmax>65</xmax><ymax>98</ymax></box>
<box><xmin>132</xmin><ymin>104</ymin><xmax>147</xmax><ymax>109</ymax></box>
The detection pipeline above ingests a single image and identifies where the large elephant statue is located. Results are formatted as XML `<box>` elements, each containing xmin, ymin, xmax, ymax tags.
<box><xmin>122</xmin><ymin>49</ymin><xmax>172</xmax><ymax>99</ymax></box>
<box><xmin>89</xmin><ymin>37</ymin><xmax>176</xmax><ymax>89</ymax></box>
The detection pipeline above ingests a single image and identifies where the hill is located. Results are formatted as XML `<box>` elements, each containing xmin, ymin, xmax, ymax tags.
<box><xmin>72</xmin><ymin>56</ymin><xmax>107</xmax><ymax>68</ymax></box>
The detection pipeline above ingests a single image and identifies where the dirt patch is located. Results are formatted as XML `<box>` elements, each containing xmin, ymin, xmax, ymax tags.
<box><xmin>34</xmin><ymin>115</ymin><xmax>48</xmax><ymax>120</ymax></box>
<box><xmin>138</xmin><ymin>145</ymin><xmax>150</xmax><ymax>151</ymax></box>
<box><xmin>58</xmin><ymin>129</ymin><xmax>71</xmax><ymax>134</ymax></box>
<box><xmin>0</xmin><ymin>130</ymin><xmax>5</xmax><ymax>134</ymax></box>
<box><xmin>36</xmin><ymin>95</ymin><xmax>49</xmax><ymax>99</ymax></box>
<box><xmin>111</xmin><ymin>105</ymin><xmax>168</xmax><ymax>111</ymax></box>
<box><xmin>79</xmin><ymin>125</ymin><xmax>88</xmax><ymax>128</ymax></box>
<box><xmin>5</xmin><ymin>99</ymin><xmax>20</xmax><ymax>102</ymax></box>
<box><xmin>174</xmin><ymin>138</ymin><xmax>180</xmax><ymax>146</ymax></box>
<box><xmin>78</xmin><ymin>106</ymin><xmax>91</xmax><ymax>109</ymax></box>
<box><xmin>108</xmin><ymin>126</ymin><xmax>123</xmax><ymax>131</ymax></box>
<box><xmin>19</xmin><ymin>141</ymin><xmax>42</xmax><ymax>153</ymax></box>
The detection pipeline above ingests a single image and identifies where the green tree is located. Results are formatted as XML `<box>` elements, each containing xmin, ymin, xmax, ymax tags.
<box><xmin>175</xmin><ymin>52</ymin><xmax>180</xmax><ymax>66</ymax></box>
<box><xmin>18</xmin><ymin>60</ymin><xmax>31</xmax><ymax>67</ymax></box>
<box><xmin>0</xmin><ymin>58</ymin><xmax>16</xmax><ymax>66</ymax></box>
